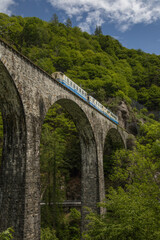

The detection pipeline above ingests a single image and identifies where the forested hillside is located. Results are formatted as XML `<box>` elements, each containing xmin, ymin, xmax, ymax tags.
<box><xmin>1</xmin><ymin>13</ymin><xmax>160</xmax><ymax>110</ymax></box>
<box><xmin>1</xmin><ymin>13</ymin><xmax>160</xmax><ymax>240</ymax></box>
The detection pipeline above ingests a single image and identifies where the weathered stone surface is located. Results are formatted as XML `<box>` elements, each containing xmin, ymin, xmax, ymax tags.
<box><xmin>117</xmin><ymin>101</ymin><xmax>130</xmax><ymax>128</ymax></box>
<box><xmin>0</xmin><ymin>39</ymin><xmax>130</xmax><ymax>239</ymax></box>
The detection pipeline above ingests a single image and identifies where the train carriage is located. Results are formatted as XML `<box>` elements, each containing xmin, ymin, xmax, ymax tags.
<box><xmin>52</xmin><ymin>72</ymin><xmax>87</xmax><ymax>101</ymax></box>
<box><xmin>52</xmin><ymin>72</ymin><xmax>119</xmax><ymax>125</ymax></box>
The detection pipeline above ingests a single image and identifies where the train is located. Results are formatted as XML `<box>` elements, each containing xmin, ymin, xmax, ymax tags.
<box><xmin>52</xmin><ymin>72</ymin><xmax>118</xmax><ymax>125</ymax></box>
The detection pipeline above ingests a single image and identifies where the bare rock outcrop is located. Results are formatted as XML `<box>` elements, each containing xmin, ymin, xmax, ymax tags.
<box><xmin>117</xmin><ymin>101</ymin><xmax>138</xmax><ymax>135</ymax></box>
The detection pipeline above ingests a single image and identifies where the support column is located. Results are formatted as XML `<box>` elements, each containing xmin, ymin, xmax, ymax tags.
<box><xmin>0</xmin><ymin>110</ymin><xmax>26</xmax><ymax>239</ymax></box>
<box><xmin>23</xmin><ymin>115</ymin><xmax>41</xmax><ymax>240</ymax></box>
<box><xmin>96</xmin><ymin>141</ymin><xmax>106</xmax><ymax>215</ymax></box>
<box><xmin>80</xmin><ymin>134</ymin><xmax>99</xmax><ymax>232</ymax></box>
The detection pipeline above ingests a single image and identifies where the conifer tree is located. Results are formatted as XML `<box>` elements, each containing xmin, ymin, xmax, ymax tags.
<box><xmin>66</xmin><ymin>18</ymin><xmax>72</xmax><ymax>28</ymax></box>
<box><xmin>94</xmin><ymin>25</ymin><xmax>102</xmax><ymax>36</ymax></box>
<box><xmin>50</xmin><ymin>13</ymin><xmax>59</xmax><ymax>26</ymax></box>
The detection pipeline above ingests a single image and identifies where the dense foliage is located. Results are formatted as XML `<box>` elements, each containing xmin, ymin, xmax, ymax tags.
<box><xmin>0</xmin><ymin>12</ymin><xmax>160</xmax><ymax>239</ymax></box>
<box><xmin>84</xmin><ymin>121</ymin><xmax>160</xmax><ymax>240</ymax></box>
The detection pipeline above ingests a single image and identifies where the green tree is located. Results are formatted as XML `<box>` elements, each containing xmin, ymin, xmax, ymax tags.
<box><xmin>22</xmin><ymin>17</ymin><xmax>50</xmax><ymax>47</ymax></box>
<box><xmin>66</xmin><ymin>18</ymin><xmax>72</xmax><ymax>28</ymax></box>
<box><xmin>40</xmin><ymin>127</ymin><xmax>66</xmax><ymax>228</ymax></box>
<box><xmin>50</xmin><ymin>13</ymin><xmax>59</xmax><ymax>26</ymax></box>
<box><xmin>94</xmin><ymin>25</ymin><xmax>102</xmax><ymax>36</ymax></box>
<box><xmin>41</xmin><ymin>227</ymin><xmax>58</xmax><ymax>240</ymax></box>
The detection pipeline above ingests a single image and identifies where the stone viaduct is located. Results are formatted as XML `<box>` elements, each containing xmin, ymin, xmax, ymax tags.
<box><xmin>0</xmin><ymin>39</ymin><xmax>130</xmax><ymax>239</ymax></box>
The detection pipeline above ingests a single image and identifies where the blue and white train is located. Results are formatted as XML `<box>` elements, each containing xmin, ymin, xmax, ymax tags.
<box><xmin>52</xmin><ymin>72</ymin><xmax>118</xmax><ymax>125</ymax></box>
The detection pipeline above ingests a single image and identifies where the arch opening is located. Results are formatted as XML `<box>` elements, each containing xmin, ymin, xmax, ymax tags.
<box><xmin>40</xmin><ymin>98</ymin><xmax>99</xmax><ymax>239</ymax></box>
<box><xmin>40</xmin><ymin>103</ymin><xmax>81</xmax><ymax>235</ymax></box>
<box><xmin>103</xmin><ymin>128</ymin><xmax>125</xmax><ymax>192</ymax></box>
<box><xmin>0</xmin><ymin>61</ymin><xmax>26</xmax><ymax>239</ymax></box>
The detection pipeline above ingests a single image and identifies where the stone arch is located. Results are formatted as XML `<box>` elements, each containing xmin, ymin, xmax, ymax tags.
<box><xmin>0</xmin><ymin>61</ymin><xmax>27</xmax><ymax>238</ymax></box>
<box><xmin>104</xmin><ymin>128</ymin><xmax>126</xmax><ymax>150</ymax></box>
<box><xmin>103</xmin><ymin>128</ymin><xmax>125</xmax><ymax>191</ymax></box>
<box><xmin>41</xmin><ymin>96</ymin><xmax>100</xmax><ymax>231</ymax></box>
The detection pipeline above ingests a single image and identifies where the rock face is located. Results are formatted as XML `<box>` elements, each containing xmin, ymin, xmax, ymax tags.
<box><xmin>117</xmin><ymin>101</ymin><xmax>130</xmax><ymax>129</ymax></box>
<box><xmin>117</xmin><ymin>101</ymin><xmax>138</xmax><ymax>135</ymax></box>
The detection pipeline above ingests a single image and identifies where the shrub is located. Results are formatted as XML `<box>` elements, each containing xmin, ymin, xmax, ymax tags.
<box><xmin>41</xmin><ymin>227</ymin><xmax>58</xmax><ymax>240</ymax></box>
<box><xmin>0</xmin><ymin>228</ymin><xmax>14</xmax><ymax>240</ymax></box>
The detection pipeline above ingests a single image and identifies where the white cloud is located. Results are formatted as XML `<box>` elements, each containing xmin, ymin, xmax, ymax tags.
<box><xmin>79</xmin><ymin>10</ymin><xmax>105</xmax><ymax>32</ymax></box>
<box><xmin>47</xmin><ymin>0</ymin><xmax>160</xmax><ymax>32</ymax></box>
<box><xmin>0</xmin><ymin>0</ymin><xmax>15</xmax><ymax>15</ymax></box>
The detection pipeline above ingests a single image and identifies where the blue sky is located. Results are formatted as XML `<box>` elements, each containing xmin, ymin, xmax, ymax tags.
<box><xmin>1</xmin><ymin>0</ymin><xmax>160</xmax><ymax>55</ymax></box>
